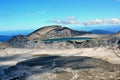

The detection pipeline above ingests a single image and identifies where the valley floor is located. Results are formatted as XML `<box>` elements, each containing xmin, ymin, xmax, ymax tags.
<box><xmin>0</xmin><ymin>47</ymin><xmax>120</xmax><ymax>65</ymax></box>
<box><xmin>0</xmin><ymin>47</ymin><xmax>120</xmax><ymax>80</ymax></box>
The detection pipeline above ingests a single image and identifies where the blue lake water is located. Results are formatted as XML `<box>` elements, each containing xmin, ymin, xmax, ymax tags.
<box><xmin>43</xmin><ymin>37</ymin><xmax>94</xmax><ymax>42</ymax></box>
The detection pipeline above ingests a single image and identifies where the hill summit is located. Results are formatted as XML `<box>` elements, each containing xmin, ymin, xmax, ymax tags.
<box><xmin>27</xmin><ymin>25</ymin><xmax>91</xmax><ymax>40</ymax></box>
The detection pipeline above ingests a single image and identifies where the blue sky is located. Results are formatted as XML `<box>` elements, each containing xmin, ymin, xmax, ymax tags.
<box><xmin>0</xmin><ymin>0</ymin><xmax>120</xmax><ymax>31</ymax></box>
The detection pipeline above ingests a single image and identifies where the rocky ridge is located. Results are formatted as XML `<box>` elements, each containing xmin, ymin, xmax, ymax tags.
<box><xmin>5</xmin><ymin>35</ymin><xmax>120</xmax><ymax>49</ymax></box>
<box><xmin>27</xmin><ymin>25</ymin><xmax>91</xmax><ymax>40</ymax></box>
<box><xmin>0</xmin><ymin>25</ymin><xmax>118</xmax><ymax>49</ymax></box>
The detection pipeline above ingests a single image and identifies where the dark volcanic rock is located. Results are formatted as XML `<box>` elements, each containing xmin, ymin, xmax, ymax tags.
<box><xmin>16</xmin><ymin>56</ymin><xmax>114</xmax><ymax>69</ymax></box>
<box><xmin>2</xmin><ymin>56</ymin><xmax>120</xmax><ymax>80</ymax></box>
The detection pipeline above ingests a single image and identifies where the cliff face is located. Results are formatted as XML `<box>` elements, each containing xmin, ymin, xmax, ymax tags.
<box><xmin>27</xmin><ymin>25</ymin><xmax>91</xmax><ymax>40</ymax></box>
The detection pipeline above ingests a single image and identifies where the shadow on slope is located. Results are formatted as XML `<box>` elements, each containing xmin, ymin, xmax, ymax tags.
<box><xmin>3</xmin><ymin>55</ymin><xmax>120</xmax><ymax>80</ymax></box>
<box><xmin>17</xmin><ymin>55</ymin><xmax>113</xmax><ymax>69</ymax></box>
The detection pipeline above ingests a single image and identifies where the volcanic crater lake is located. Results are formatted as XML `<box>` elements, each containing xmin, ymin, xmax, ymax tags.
<box><xmin>43</xmin><ymin>37</ymin><xmax>94</xmax><ymax>42</ymax></box>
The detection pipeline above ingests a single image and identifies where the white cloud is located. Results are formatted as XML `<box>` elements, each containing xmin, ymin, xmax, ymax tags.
<box><xmin>48</xmin><ymin>17</ymin><xmax>120</xmax><ymax>26</ymax></box>
<box><xmin>109</xmin><ymin>18</ymin><xmax>120</xmax><ymax>24</ymax></box>
<box><xmin>48</xmin><ymin>17</ymin><xmax>80</xmax><ymax>24</ymax></box>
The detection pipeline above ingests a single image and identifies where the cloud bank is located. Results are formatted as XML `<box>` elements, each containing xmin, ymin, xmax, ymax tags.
<box><xmin>48</xmin><ymin>17</ymin><xmax>120</xmax><ymax>26</ymax></box>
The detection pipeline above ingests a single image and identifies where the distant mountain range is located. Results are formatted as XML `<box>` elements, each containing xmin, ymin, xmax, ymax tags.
<box><xmin>117</xmin><ymin>31</ymin><xmax>120</xmax><ymax>34</ymax></box>
<box><xmin>0</xmin><ymin>25</ymin><xmax>120</xmax><ymax>42</ymax></box>
<box><xmin>0</xmin><ymin>35</ymin><xmax>12</xmax><ymax>42</ymax></box>
<box><xmin>90</xmin><ymin>30</ymin><xmax>115</xmax><ymax>34</ymax></box>
<box><xmin>0</xmin><ymin>29</ymin><xmax>34</xmax><ymax>36</ymax></box>
<box><xmin>1</xmin><ymin>25</ymin><xmax>120</xmax><ymax>49</ymax></box>
<box><xmin>0</xmin><ymin>25</ymin><xmax>120</xmax><ymax>36</ymax></box>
